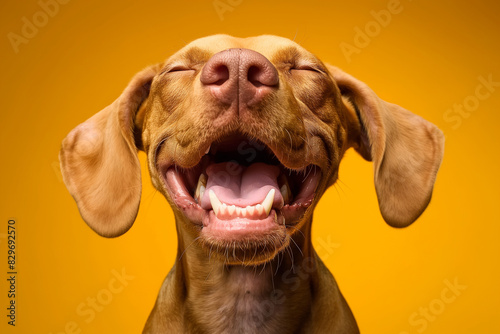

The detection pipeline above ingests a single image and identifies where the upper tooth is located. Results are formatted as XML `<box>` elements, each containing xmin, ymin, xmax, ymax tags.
<box><xmin>280</xmin><ymin>184</ymin><xmax>290</xmax><ymax>203</ymax></box>
<box><xmin>261</xmin><ymin>189</ymin><xmax>275</xmax><ymax>216</ymax></box>
<box><xmin>279</xmin><ymin>175</ymin><xmax>291</xmax><ymax>203</ymax></box>
<box><xmin>209</xmin><ymin>190</ymin><xmax>222</xmax><ymax>216</ymax></box>
<box><xmin>198</xmin><ymin>186</ymin><xmax>205</xmax><ymax>202</ymax></box>
<box><xmin>194</xmin><ymin>174</ymin><xmax>207</xmax><ymax>202</ymax></box>
<box><xmin>205</xmin><ymin>145</ymin><xmax>211</xmax><ymax>155</ymax></box>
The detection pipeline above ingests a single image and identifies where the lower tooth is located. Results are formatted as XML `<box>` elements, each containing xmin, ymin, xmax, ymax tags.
<box><xmin>256</xmin><ymin>204</ymin><xmax>264</xmax><ymax>216</ymax></box>
<box><xmin>246</xmin><ymin>206</ymin><xmax>255</xmax><ymax>216</ymax></box>
<box><xmin>219</xmin><ymin>203</ymin><xmax>227</xmax><ymax>216</ymax></box>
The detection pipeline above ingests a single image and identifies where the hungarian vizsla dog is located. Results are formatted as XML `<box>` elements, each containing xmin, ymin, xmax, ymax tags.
<box><xmin>60</xmin><ymin>35</ymin><xmax>444</xmax><ymax>333</ymax></box>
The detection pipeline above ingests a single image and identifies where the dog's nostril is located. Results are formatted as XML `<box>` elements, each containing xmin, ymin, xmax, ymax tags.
<box><xmin>212</xmin><ymin>65</ymin><xmax>230</xmax><ymax>85</ymax></box>
<box><xmin>247</xmin><ymin>66</ymin><xmax>265</xmax><ymax>88</ymax></box>
<box><xmin>201</xmin><ymin>63</ymin><xmax>230</xmax><ymax>86</ymax></box>
<box><xmin>245</xmin><ymin>62</ymin><xmax>279</xmax><ymax>89</ymax></box>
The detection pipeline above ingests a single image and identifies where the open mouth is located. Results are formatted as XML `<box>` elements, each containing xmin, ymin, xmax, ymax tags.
<box><xmin>159</xmin><ymin>133</ymin><xmax>321</xmax><ymax>242</ymax></box>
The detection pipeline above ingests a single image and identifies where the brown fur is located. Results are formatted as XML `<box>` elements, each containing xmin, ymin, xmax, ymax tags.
<box><xmin>60</xmin><ymin>35</ymin><xmax>444</xmax><ymax>333</ymax></box>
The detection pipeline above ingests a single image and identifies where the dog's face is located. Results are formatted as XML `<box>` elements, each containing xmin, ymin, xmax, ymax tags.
<box><xmin>141</xmin><ymin>35</ymin><xmax>348</xmax><ymax>264</ymax></box>
<box><xmin>60</xmin><ymin>35</ymin><xmax>444</xmax><ymax>265</ymax></box>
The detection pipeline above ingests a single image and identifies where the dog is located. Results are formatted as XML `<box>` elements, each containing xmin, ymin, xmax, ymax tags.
<box><xmin>59</xmin><ymin>34</ymin><xmax>444</xmax><ymax>333</ymax></box>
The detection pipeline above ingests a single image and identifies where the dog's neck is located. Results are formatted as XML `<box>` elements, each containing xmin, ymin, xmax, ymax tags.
<box><xmin>171</xmin><ymin>217</ymin><xmax>318</xmax><ymax>334</ymax></box>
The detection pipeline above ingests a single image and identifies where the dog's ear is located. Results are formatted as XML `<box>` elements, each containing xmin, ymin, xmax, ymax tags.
<box><xmin>59</xmin><ymin>65</ymin><xmax>160</xmax><ymax>237</ymax></box>
<box><xmin>328</xmin><ymin>66</ymin><xmax>444</xmax><ymax>228</ymax></box>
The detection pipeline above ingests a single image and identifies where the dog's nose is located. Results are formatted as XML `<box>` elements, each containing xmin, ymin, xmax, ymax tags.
<box><xmin>200</xmin><ymin>48</ymin><xmax>279</xmax><ymax>107</ymax></box>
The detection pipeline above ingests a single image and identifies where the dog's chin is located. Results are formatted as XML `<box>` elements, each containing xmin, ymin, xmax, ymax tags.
<box><xmin>158</xmin><ymin>133</ymin><xmax>321</xmax><ymax>265</ymax></box>
<box><xmin>198</xmin><ymin>213</ymin><xmax>290</xmax><ymax>265</ymax></box>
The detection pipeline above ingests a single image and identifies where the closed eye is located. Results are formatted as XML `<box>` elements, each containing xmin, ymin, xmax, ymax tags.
<box><xmin>168</xmin><ymin>66</ymin><xmax>193</xmax><ymax>73</ymax></box>
<box><xmin>160</xmin><ymin>63</ymin><xmax>197</xmax><ymax>74</ymax></box>
<box><xmin>289</xmin><ymin>65</ymin><xmax>325</xmax><ymax>74</ymax></box>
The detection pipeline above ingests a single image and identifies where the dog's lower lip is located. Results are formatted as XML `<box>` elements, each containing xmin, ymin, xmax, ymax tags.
<box><xmin>164</xmin><ymin>167</ymin><xmax>205</xmax><ymax>223</ymax></box>
<box><xmin>201</xmin><ymin>210</ymin><xmax>284</xmax><ymax>240</ymax></box>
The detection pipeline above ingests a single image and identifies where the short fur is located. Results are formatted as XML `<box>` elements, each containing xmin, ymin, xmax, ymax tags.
<box><xmin>60</xmin><ymin>35</ymin><xmax>444</xmax><ymax>333</ymax></box>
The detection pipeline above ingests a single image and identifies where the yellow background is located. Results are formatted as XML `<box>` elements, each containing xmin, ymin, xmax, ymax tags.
<box><xmin>1</xmin><ymin>0</ymin><xmax>499</xmax><ymax>333</ymax></box>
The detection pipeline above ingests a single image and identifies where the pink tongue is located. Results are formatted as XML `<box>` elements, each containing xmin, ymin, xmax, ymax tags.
<box><xmin>200</xmin><ymin>162</ymin><xmax>284</xmax><ymax>209</ymax></box>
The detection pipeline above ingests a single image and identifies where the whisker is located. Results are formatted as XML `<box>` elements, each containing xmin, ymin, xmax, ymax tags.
<box><xmin>204</xmin><ymin>265</ymin><xmax>215</xmax><ymax>281</ymax></box>
<box><xmin>259</xmin><ymin>261</ymin><xmax>267</xmax><ymax>275</ymax></box>
<box><xmin>232</xmin><ymin>241</ymin><xmax>237</xmax><ymax>262</ymax></box>
<box><xmin>287</xmin><ymin>224</ymin><xmax>306</xmax><ymax>240</ymax></box>
<box><xmin>303</xmin><ymin>165</ymin><xmax>313</xmax><ymax>182</ymax></box>
<box><xmin>274</xmin><ymin>251</ymin><xmax>283</xmax><ymax>275</ymax></box>
<box><xmin>336</xmin><ymin>178</ymin><xmax>351</xmax><ymax>192</ymax></box>
<box><xmin>285</xmin><ymin>244</ymin><xmax>295</xmax><ymax>274</ymax></box>
<box><xmin>177</xmin><ymin>236</ymin><xmax>201</xmax><ymax>263</ymax></box>
<box><xmin>250</xmin><ymin>245</ymin><xmax>258</xmax><ymax>263</ymax></box>
<box><xmin>270</xmin><ymin>261</ymin><xmax>276</xmax><ymax>293</ymax></box>
<box><xmin>289</xmin><ymin>236</ymin><xmax>303</xmax><ymax>257</ymax></box>
<box><xmin>208</xmin><ymin>243</ymin><xmax>214</xmax><ymax>263</ymax></box>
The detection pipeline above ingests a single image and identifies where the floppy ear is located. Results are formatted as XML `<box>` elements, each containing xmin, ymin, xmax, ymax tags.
<box><xmin>59</xmin><ymin>65</ymin><xmax>159</xmax><ymax>237</ymax></box>
<box><xmin>328</xmin><ymin>66</ymin><xmax>444</xmax><ymax>228</ymax></box>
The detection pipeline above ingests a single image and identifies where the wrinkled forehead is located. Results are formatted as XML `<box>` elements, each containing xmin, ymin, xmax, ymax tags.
<box><xmin>165</xmin><ymin>34</ymin><xmax>318</xmax><ymax>64</ymax></box>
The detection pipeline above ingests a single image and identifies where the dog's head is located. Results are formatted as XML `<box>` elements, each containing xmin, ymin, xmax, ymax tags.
<box><xmin>60</xmin><ymin>35</ymin><xmax>444</xmax><ymax>265</ymax></box>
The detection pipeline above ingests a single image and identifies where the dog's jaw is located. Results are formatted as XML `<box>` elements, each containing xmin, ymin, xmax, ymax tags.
<box><xmin>156</xmin><ymin>133</ymin><xmax>324</xmax><ymax>265</ymax></box>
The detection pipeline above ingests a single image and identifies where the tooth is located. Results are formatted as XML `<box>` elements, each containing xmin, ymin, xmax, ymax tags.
<box><xmin>209</xmin><ymin>190</ymin><xmax>222</xmax><ymax>216</ymax></box>
<box><xmin>261</xmin><ymin>189</ymin><xmax>275</xmax><ymax>216</ymax></box>
<box><xmin>219</xmin><ymin>203</ymin><xmax>227</xmax><ymax>217</ymax></box>
<box><xmin>194</xmin><ymin>174</ymin><xmax>207</xmax><ymax>202</ymax></box>
<box><xmin>199</xmin><ymin>186</ymin><xmax>205</xmax><ymax>200</ymax></box>
<box><xmin>255</xmin><ymin>204</ymin><xmax>264</xmax><ymax>216</ymax></box>
<box><xmin>228</xmin><ymin>205</ymin><xmax>236</xmax><ymax>216</ymax></box>
<box><xmin>240</xmin><ymin>207</ymin><xmax>247</xmax><ymax>217</ymax></box>
<box><xmin>246</xmin><ymin>205</ymin><xmax>255</xmax><ymax>216</ymax></box>
<box><xmin>205</xmin><ymin>145</ymin><xmax>211</xmax><ymax>155</ymax></box>
<box><xmin>280</xmin><ymin>184</ymin><xmax>290</xmax><ymax>203</ymax></box>
<box><xmin>235</xmin><ymin>206</ymin><xmax>242</xmax><ymax>216</ymax></box>
<box><xmin>196</xmin><ymin>185</ymin><xmax>205</xmax><ymax>203</ymax></box>
<box><xmin>279</xmin><ymin>175</ymin><xmax>291</xmax><ymax>203</ymax></box>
